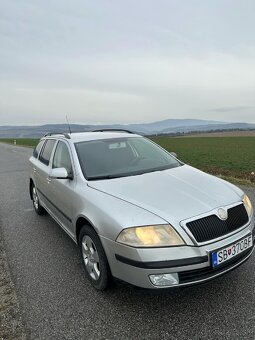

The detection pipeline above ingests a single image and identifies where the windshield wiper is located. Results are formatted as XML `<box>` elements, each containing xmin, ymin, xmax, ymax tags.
<box><xmin>87</xmin><ymin>165</ymin><xmax>180</xmax><ymax>181</ymax></box>
<box><xmin>88</xmin><ymin>171</ymin><xmax>145</xmax><ymax>180</ymax></box>
<box><xmin>88</xmin><ymin>175</ymin><xmax>112</xmax><ymax>180</ymax></box>
<box><xmin>87</xmin><ymin>174</ymin><xmax>126</xmax><ymax>180</ymax></box>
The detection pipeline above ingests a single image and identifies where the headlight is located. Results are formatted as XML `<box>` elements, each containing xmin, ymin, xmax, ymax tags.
<box><xmin>243</xmin><ymin>194</ymin><xmax>253</xmax><ymax>218</ymax></box>
<box><xmin>116</xmin><ymin>224</ymin><xmax>185</xmax><ymax>247</ymax></box>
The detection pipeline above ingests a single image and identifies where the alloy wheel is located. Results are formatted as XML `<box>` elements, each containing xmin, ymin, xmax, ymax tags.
<box><xmin>32</xmin><ymin>186</ymin><xmax>39</xmax><ymax>210</ymax></box>
<box><xmin>81</xmin><ymin>235</ymin><xmax>100</xmax><ymax>281</ymax></box>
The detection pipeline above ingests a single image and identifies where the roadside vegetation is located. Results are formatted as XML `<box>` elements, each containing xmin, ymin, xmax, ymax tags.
<box><xmin>0</xmin><ymin>136</ymin><xmax>254</xmax><ymax>186</ymax></box>
<box><xmin>0</xmin><ymin>138</ymin><xmax>39</xmax><ymax>148</ymax></box>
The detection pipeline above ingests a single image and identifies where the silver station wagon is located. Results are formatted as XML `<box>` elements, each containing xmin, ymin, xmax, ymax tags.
<box><xmin>29</xmin><ymin>130</ymin><xmax>254</xmax><ymax>290</ymax></box>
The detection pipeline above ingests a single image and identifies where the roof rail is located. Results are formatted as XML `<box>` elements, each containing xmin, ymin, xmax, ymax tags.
<box><xmin>92</xmin><ymin>129</ymin><xmax>134</xmax><ymax>134</ymax></box>
<box><xmin>43</xmin><ymin>132</ymin><xmax>71</xmax><ymax>139</ymax></box>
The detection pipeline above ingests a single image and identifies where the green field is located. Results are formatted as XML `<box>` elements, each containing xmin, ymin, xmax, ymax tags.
<box><xmin>0</xmin><ymin>138</ymin><xmax>39</xmax><ymax>148</ymax></box>
<box><xmin>151</xmin><ymin>136</ymin><xmax>255</xmax><ymax>184</ymax></box>
<box><xmin>1</xmin><ymin>136</ymin><xmax>254</xmax><ymax>185</ymax></box>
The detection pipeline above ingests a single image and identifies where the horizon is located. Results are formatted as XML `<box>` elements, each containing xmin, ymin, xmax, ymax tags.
<box><xmin>0</xmin><ymin>117</ymin><xmax>255</xmax><ymax>127</ymax></box>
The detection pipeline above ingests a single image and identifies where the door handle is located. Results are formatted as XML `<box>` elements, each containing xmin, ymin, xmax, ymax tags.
<box><xmin>46</xmin><ymin>177</ymin><xmax>51</xmax><ymax>183</ymax></box>
<box><xmin>33</xmin><ymin>168</ymin><xmax>37</xmax><ymax>173</ymax></box>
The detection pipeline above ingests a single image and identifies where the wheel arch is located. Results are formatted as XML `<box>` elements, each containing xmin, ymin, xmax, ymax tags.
<box><xmin>75</xmin><ymin>215</ymin><xmax>98</xmax><ymax>245</ymax></box>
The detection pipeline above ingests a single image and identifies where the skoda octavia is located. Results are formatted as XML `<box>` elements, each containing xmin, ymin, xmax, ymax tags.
<box><xmin>29</xmin><ymin>130</ymin><xmax>254</xmax><ymax>290</ymax></box>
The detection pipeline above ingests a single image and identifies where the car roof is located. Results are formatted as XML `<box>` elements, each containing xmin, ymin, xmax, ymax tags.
<box><xmin>42</xmin><ymin>131</ymin><xmax>142</xmax><ymax>143</ymax></box>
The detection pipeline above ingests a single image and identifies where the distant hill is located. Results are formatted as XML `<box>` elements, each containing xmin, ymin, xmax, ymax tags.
<box><xmin>160</xmin><ymin>122</ymin><xmax>255</xmax><ymax>134</ymax></box>
<box><xmin>0</xmin><ymin>119</ymin><xmax>255</xmax><ymax>138</ymax></box>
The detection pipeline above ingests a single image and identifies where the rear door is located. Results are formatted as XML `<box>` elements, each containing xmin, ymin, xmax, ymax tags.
<box><xmin>35</xmin><ymin>139</ymin><xmax>57</xmax><ymax>208</ymax></box>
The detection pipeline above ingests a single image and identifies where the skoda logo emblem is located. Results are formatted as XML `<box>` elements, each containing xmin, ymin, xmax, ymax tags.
<box><xmin>218</xmin><ymin>208</ymin><xmax>228</xmax><ymax>220</ymax></box>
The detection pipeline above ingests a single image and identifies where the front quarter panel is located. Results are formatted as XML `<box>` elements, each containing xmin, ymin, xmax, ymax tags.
<box><xmin>73</xmin><ymin>180</ymin><xmax>167</xmax><ymax>242</ymax></box>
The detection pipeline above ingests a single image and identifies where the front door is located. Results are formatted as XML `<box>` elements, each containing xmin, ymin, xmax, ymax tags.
<box><xmin>47</xmin><ymin>140</ymin><xmax>76</xmax><ymax>237</ymax></box>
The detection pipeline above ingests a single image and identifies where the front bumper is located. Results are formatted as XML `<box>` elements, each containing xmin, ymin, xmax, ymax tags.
<box><xmin>100</xmin><ymin>218</ymin><xmax>255</xmax><ymax>289</ymax></box>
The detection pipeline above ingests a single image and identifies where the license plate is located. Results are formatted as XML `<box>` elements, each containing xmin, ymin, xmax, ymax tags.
<box><xmin>212</xmin><ymin>235</ymin><xmax>253</xmax><ymax>268</ymax></box>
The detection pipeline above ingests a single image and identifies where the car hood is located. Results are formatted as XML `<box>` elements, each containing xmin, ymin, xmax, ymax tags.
<box><xmin>88</xmin><ymin>165</ymin><xmax>243</xmax><ymax>226</ymax></box>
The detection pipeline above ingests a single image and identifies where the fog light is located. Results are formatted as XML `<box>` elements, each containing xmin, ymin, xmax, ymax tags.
<box><xmin>149</xmin><ymin>273</ymin><xmax>179</xmax><ymax>286</ymax></box>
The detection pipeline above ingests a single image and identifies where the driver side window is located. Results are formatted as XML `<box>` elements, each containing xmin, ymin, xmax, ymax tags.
<box><xmin>52</xmin><ymin>141</ymin><xmax>72</xmax><ymax>174</ymax></box>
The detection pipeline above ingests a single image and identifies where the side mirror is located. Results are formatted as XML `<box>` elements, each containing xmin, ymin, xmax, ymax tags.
<box><xmin>50</xmin><ymin>167</ymin><xmax>69</xmax><ymax>179</ymax></box>
<box><xmin>170</xmin><ymin>152</ymin><xmax>177</xmax><ymax>158</ymax></box>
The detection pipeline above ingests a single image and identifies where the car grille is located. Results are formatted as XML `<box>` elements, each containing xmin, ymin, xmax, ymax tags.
<box><xmin>178</xmin><ymin>245</ymin><xmax>253</xmax><ymax>284</ymax></box>
<box><xmin>186</xmin><ymin>203</ymin><xmax>249</xmax><ymax>243</ymax></box>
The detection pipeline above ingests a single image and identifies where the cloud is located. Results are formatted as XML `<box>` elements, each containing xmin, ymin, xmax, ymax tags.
<box><xmin>1</xmin><ymin>0</ymin><xmax>255</xmax><ymax>124</ymax></box>
<box><xmin>209</xmin><ymin>106</ymin><xmax>254</xmax><ymax>113</ymax></box>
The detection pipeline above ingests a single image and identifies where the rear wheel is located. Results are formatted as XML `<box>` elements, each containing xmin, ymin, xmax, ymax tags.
<box><xmin>31</xmin><ymin>184</ymin><xmax>45</xmax><ymax>215</ymax></box>
<box><xmin>79</xmin><ymin>225</ymin><xmax>111</xmax><ymax>290</ymax></box>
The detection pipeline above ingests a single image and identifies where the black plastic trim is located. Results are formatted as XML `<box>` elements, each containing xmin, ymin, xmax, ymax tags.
<box><xmin>186</xmin><ymin>204</ymin><xmax>249</xmax><ymax>243</ymax></box>
<box><xmin>92</xmin><ymin>129</ymin><xmax>134</xmax><ymax>134</ymax></box>
<box><xmin>179</xmin><ymin>245</ymin><xmax>254</xmax><ymax>284</ymax></box>
<box><xmin>115</xmin><ymin>254</ymin><xmax>208</xmax><ymax>269</ymax></box>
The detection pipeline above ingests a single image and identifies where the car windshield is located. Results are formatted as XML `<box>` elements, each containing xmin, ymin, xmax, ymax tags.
<box><xmin>75</xmin><ymin>137</ymin><xmax>182</xmax><ymax>180</ymax></box>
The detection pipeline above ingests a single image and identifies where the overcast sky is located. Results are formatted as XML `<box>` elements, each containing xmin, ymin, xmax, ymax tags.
<box><xmin>1</xmin><ymin>0</ymin><xmax>255</xmax><ymax>125</ymax></box>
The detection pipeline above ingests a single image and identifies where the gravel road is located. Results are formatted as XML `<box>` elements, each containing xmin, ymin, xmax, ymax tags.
<box><xmin>0</xmin><ymin>143</ymin><xmax>255</xmax><ymax>340</ymax></box>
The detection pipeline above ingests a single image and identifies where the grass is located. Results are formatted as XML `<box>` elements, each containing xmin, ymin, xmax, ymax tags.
<box><xmin>1</xmin><ymin>136</ymin><xmax>255</xmax><ymax>186</ymax></box>
<box><xmin>151</xmin><ymin>136</ymin><xmax>255</xmax><ymax>186</ymax></box>
<box><xmin>0</xmin><ymin>138</ymin><xmax>39</xmax><ymax>148</ymax></box>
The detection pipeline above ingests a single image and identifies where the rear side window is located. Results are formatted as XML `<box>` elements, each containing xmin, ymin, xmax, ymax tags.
<box><xmin>39</xmin><ymin>139</ymin><xmax>56</xmax><ymax>166</ymax></box>
<box><xmin>33</xmin><ymin>140</ymin><xmax>45</xmax><ymax>158</ymax></box>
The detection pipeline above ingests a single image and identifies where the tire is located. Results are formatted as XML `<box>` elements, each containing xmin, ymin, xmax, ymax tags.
<box><xmin>79</xmin><ymin>225</ymin><xmax>111</xmax><ymax>290</ymax></box>
<box><xmin>31</xmin><ymin>183</ymin><xmax>45</xmax><ymax>215</ymax></box>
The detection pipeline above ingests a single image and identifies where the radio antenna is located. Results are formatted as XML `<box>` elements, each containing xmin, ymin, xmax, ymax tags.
<box><xmin>66</xmin><ymin>115</ymin><xmax>72</xmax><ymax>135</ymax></box>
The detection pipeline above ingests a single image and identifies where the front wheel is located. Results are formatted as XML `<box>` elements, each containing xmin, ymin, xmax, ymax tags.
<box><xmin>79</xmin><ymin>225</ymin><xmax>111</xmax><ymax>290</ymax></box>
<box><xmin>31</xmin><ymin>183</ymin><xmax>45</xmax><ymax>215</ymax></box>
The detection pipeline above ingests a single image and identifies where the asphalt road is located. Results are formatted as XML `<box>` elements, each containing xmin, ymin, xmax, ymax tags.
<box><xmin>0</xmin><ymin>143</ymin><xmax>255</xmax><ymax>340</ymax></box>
